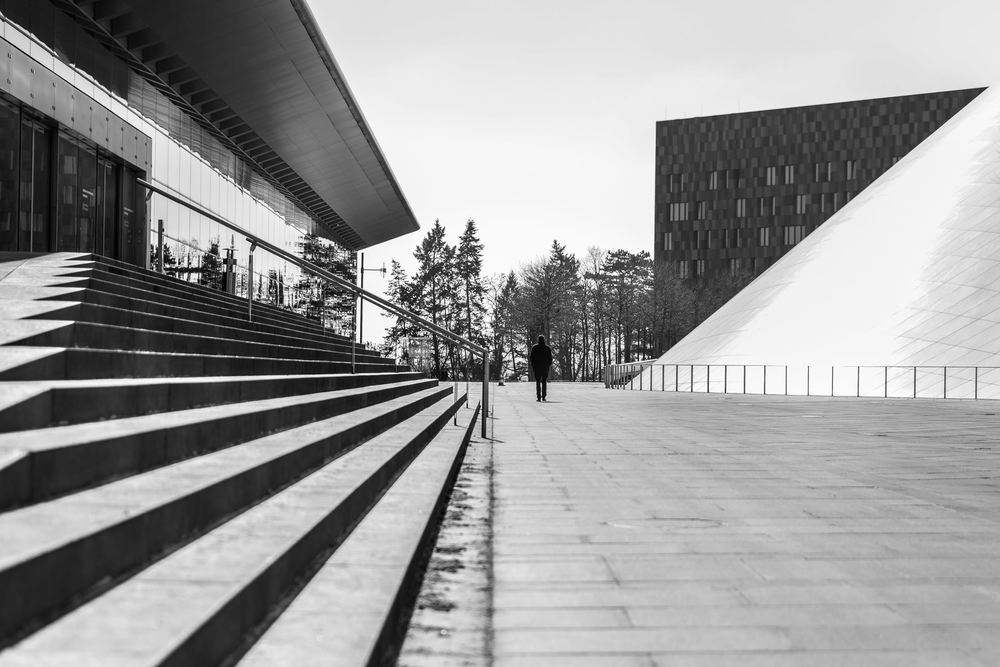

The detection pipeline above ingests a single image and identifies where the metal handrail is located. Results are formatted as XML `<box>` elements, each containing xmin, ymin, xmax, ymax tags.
<box><xmin>604</xmin><ymin>361</ymin><xmax>1000</xmax><ymax>401</ymax></box>
<box><xmin>140</xmin><ymin>179</ymin><xmax>491</xmax><ymax>437</ymax></box>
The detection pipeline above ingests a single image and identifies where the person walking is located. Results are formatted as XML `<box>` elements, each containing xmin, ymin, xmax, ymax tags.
<box><xmin>529</xmin><ymin>335</ymin><xmax>553</xmax><ymax>402</ymax></box>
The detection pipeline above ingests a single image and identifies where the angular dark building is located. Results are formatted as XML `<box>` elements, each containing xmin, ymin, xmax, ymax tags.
<box><xmin>654</xmin><ymin>88</ymin><xmax>984</xmax><ymax>280</ymax></box>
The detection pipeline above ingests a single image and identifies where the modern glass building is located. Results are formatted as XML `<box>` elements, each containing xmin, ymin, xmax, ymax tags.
<box><xmin>655</xmin><ymin>88</ymin><xmax>984</xmax><ymax>281</ymax></box>
<box><xmin>0</xmin><ymin>0</ymin><xmax>418</xmax><ymax>332</ymax></box>
<box><xmin>647</xmin><ymin>86</ymin><xmax>1000</xmax><ymax>396</ymax></box>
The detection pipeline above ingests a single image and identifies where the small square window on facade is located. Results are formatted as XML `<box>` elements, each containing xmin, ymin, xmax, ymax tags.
<box><xmin>795</xmin><ymin>194</ymin><xmax>809</xmax><ymax>215</ymax></box>
<box><xmin>663</xmin><ymin>231</ymin><xmax>673</xmax><ymax>251</ymax></box>
<box><xmin>758</xmin><ymin>227</ymin><xmax>770</xmax><ymax>247</ymax></box>
<box><xmin>765</xmin><ymin>166</ymin><xmax>777</xmax><ymax>186</ymax></box>
<box><xmin>784</xmin><ymin>165</ymin><xmax>795</xmax><ymax>184</ymax></box>
<box><xmin>736</xmin><ymin>198</ymin><xmax>747</xmax><ymax>217</ymax></box>
<box><xmin>668</xmin><ymin>202</ymin><xmax>689</xmax><ymax>221</ymax></box>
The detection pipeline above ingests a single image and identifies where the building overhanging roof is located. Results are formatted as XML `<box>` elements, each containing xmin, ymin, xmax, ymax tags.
<box><xmin>63</xmin><ymin>0</ymin><xmax>418</xmax><ymax>250</ymax></box>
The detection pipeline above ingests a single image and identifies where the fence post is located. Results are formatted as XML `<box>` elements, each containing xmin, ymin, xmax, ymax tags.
<box><xmin>831</xmin><ymin>366</ymin><xmax>834</xmax><ymax>397</ymax></box>
<box><xmin>807</xmin><ymin>365</ymin><xmax>810</xmax><ymax>397</ymax></box>
<box><xmin>156</xmin><ymin>219</ymin><xmax>164</xmax><ymax>273</ymax></box>
<box><xmin>884</xmin><ymin>366</ymin><xmax>888</xmax><ymax>398</ymax></box>
<box><xmin>690</xmin><ymin>365</ymin><xmax>694</xmax><ymax>392</ymax></box>
<box><xmin>913</xmin><ymin>366</ymin><xmax>917</xmax><ymax>398</ymax></box>
<box><xmin>763</xmin><ymin>365</ymin><xmax>767</xmax><ymax>395</ymax></box>
<box><xmin>246</xmin><ymin>238</ymin><xmax>257</xmax><ymax>322</ymax></box>
<box><xmin>661</xmin><ymin>365</ymin><xmax>665</xmax><ymax>391</ymax></box>
<box><xmin>724</xmin><ymin>365</ymin><xmax>728</xmax><ymax>394</ymax></box>
<box><xmin>743</xmin><ymin>365</ymin><xmax>746</xmax><ymax>394</ymax></box>
<box><xmin>785</xmin><ymin>365</ymin><xmax>788</xmax><ymax>396</ymax></box>
<box><xmin>857</xmin><ymin>366</ymin><xmax>860</xmax><ymax>398</ymax></box>
<box><xmin>675</xmin><ymin>365</ymin><xmax>678</xmax><ymax>392</ymax></box>
<box><xmin>943</xmin><ymin>367</ymin><xmax>947</xmax><ymax>399</ymax></box>
<box><xmin>975</xmin><ymin>367</ymin><xmax>979</xmax><ymax>400</ymax></box>
<box><xmin>639</xmin><ymin>367</ymin><xmax>644</xmax><ymax>391</ymax></box>
<box><xmin>706</xmin><ymin>365</ymin><xmax>710</xmax><ymax>393</ymax></box>
<box><xmin>482</xmin><ymin>351</ymin><xmax>489</xmax><ymax>438</ymax></box>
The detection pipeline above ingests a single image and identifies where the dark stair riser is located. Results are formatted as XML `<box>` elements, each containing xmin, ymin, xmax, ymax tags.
<box><xmin>0</xmin><ymin>387</ymin><xmax>456</xmax><ymax>640</ymax></box>
<box><xmin>0</xmin><ymin>380</ymin><xmax>440</xmax><ymax>509</ymax></box>
<box><xmin>0</xmin><ymin>348</ymin><xmax>407</xmax><ymax>381</ymax></box>
<box><xmin>0</xmin><ymin>372</ymin><xmax>424</xmax><ymax>432</ymax></box>
<box><xmin>9</xmin><ymin>321</ymin><xmax>377</xmax><ymax>362</ymax></box>
<box><xmin>24</xmin><ymin>301</ymin><xmax>382</xmax><ymax>359</ymax></box>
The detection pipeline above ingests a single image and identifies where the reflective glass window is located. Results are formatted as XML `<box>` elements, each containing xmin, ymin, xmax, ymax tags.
<box><xmin>0</xmin><ymin>98</ymin><xmax>19</xmax><ymax>251</ymax></box>
<box><xmin>19</xmin><ymin>117</ymin><xmax>50</xmax><ymax>252</ymax></box>
<box><xmin>56</xmin><ymin>133</ymin><xmax>79</xmax><ymax>250</ymax></box>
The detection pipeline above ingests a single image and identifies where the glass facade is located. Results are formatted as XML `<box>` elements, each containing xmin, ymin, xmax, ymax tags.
<box><xmin>0</xmin><ymin>2</ymin><xmax>357</xmax><ymax>334</ymax></box>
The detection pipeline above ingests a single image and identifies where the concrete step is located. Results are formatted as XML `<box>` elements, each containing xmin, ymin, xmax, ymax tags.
<box><xmin>77</xmin><ymin>253</ymin><xmax>347</xmax><ymax>339</ymax></box>
<box><xmin>0</xmin><ymin>371</ymin><xmax>422</xmax><ymax>432</ymax></box>
<box><xmin>238</xmin><ymin>403</ymin><xmax>480</xmax><ymax>666</ymax></box>
<box><xmin>0</xmin><ymin>378</ymin><xmax>438</xmax><ymax>509</ymax></box>
<box><xmin>0</xmin><ymin>346</ymin><xmax>405</xmax><ymax>381</ymax></box>
<box><xmin>56</xmin><ymin>272</ymin><xmax>341</xmax><ymax>340</ymax></box>
<box><xmin>7</xmin><ymin>285</ymin><xmax>380</xmax><ymax>356</ymax></box>
<box><xmin>0</xmin><ymin>386</ymin><xmax>456</xmax><ymax>641</ymax></box>
<box><xmin>60</xmin><ymin>260</ymin><xmax>350</xmax><ymax>340</ymax></box>
<box><xmin>1</xmin><ymin>319</ymin><xmax>376</xmax><ymax>363</ymax></box>
<box><xmin>7</xmin><ymin>298</ymin><xmax>382</xmax><ymax>360</ymax></box>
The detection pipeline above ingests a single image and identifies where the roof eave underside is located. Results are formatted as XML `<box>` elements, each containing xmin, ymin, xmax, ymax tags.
<box><xmin>62</xmin><ymin>0</ymin><xmax>419</xmax><ymax>250</ymax></box>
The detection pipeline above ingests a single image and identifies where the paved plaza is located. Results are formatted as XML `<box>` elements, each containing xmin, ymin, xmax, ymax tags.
<box><xmin>486</xmin><ymin>382</ymin><xmax>1000</xmax><ymax>665</ymax></box>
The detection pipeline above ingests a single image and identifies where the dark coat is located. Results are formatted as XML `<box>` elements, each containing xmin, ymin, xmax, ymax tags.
<box><xmin>529</xmin><ymin>342</ymin><xmax>553</xmax><ymax>373</ymax></box>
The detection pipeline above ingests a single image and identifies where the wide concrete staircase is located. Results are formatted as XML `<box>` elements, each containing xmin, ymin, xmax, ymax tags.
<box><xmin>0</xmin><ymin>252</ymin><xmax>478</xmax><ymax>666</ymax></box>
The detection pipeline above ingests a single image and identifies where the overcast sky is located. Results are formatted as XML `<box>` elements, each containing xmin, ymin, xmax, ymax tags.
<box><xmin>311</xmin><ymin>0</ymin><xmax>998</xmax><ymax>341</ymax></box>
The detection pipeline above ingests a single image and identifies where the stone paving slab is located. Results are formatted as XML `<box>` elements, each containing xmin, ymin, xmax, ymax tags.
<box><xmin>490</xmin><ymin>382</ymin><xmax>1000</xmax><ymax>665</ymax></box>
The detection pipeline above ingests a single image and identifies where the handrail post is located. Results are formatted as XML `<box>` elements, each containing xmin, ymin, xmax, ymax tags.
<box><xmin>763</xmin><ymin>365</ymin><xmax>767</xmax><ymax>395</ymax></box>
<box><xmin>246</xmin><ymin>238</ymin><xmax>257</xmax><ymax>322</ymax></box>
<box><xmin>689</xmin><ymin>365</ymin><xmax>693</xmax><ymax>392</ymax></box>
<box><xmin>785</xmin><ymin>365</ymin><xmax>788</xmax><ymax>396</ymax></box>
<box><xmin>884</xmin><ymin>366</ymin><xmax>888</xmax><ymax>398</ymax></box>
<box><xmin>706</xmin><ymin>365</ymin><xmax>710</xmax><ymax>393</ymax></box>
<box><xmin>975</xmin><ymin>367</ymin><xmax>979</xmax><ymax>400</ymax></box>
<box><xmin>913</xmin><ymin>366</ymin><xmax>917</xmax><ymax>398</ymax></box>
<box><xmin>724</xmin><ymin>365</ymin><xmax>728</xmax><ymax>394</ymax></box>
<box><xmin>856</xmin><ymin>366</ymin><xmax>860</xmax><ymax>398</ymax></box>
<box><xmin>831</xmin><ymin>366</ymin><xmax>834</xmax><ymax>397</ymax></box>
<box><xmin>807</xmin><ymin>365</ymin><xmax>810</xmax><ymax>396</ymax></box>
<box><xmin>943</xmin><ymin>366</ymin><xmax>947</xmax><ymax>399</ymax></box>
<box><xmin>482</xmin><ymin>350</ymin><xmax>489</xmax><ymax>438</ymax></box>
<box><xmin>156</xmin><ymin>219</ymin><xmax>164</xmax><ymax>273</ymax></box>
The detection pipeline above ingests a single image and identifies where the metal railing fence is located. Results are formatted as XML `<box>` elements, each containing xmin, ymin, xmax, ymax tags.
<box><xmin>141</xmin><ymin>179</ymin><xmax>491</xmax><ymax>437</ymax></box>
<box><xmin>605</xmin><ymin>362</ymin><xmax>1000</xmax><ymax>401</ymax></box>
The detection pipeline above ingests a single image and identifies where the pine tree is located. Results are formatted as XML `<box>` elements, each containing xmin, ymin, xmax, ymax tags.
<box><xmin>455</xmin><ymin>218</ymin><xmax>486</xmax><ymax>378</ymax></box>
<box><xmin>411</xmin><ymin>220</ymin><xmax>457</xmax><ymax>379</ymax></box>
<box><xmin>199</xmin><ymin>241</ymin><xmax>223</xmax><ymax>291</ymax></box>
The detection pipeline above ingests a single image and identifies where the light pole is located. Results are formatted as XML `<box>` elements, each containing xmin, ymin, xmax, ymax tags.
<box><xmin>357</xmin><ymin>252</ymin><xmax>386</xmax><ymax>346</ymax></box>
